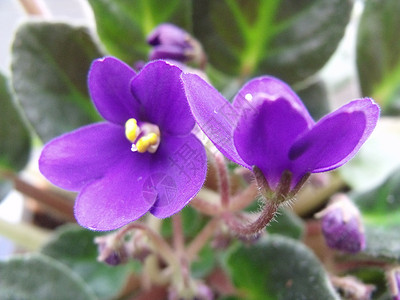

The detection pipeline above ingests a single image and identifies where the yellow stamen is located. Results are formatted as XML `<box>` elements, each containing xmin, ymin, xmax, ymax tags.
<box><xmin>135</xmin><ymin>133</ymin><xmax>160</xmax><ymax>153</ymax></box>
<box><xmin>125</xmin><ymin>118</ymin><xmax>138</xmax><ymax>142</ymax></box>
<box><xmin>146</xmin><ymin>133</ymin><xmax>158</xmax><ymax>145</ymax></box>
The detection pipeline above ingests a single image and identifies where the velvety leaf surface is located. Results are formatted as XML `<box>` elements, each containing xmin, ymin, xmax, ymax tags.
<box><xmin>41</xmin><ymin>224</ymin><xmax>131</xmax><ymax>300</ymax></box>
<box><xmin>11</xmin><ymin>22</ymin><xmax>102</xmax><ymax>143</ymax></box>
<box><xmin>88</xmin><ymin>0</ymin><xmax>191</xmax><ymax>64</ymax></box>
<box><xmin>0</xmin><ymin>254</ymin><xmax>98</xmax><ymax>300</ymax></box>
<box><xmin>353</xmin><ymin>168</ymin><xmax>400</xmax><ymax>260</ymax></box>
<box><xmin>0</xmin><ymin>73</ymin><xmax>30</xmax><ymax>171</ymax></box>
<box><xmin>193</xmin><ymin>0</ymin><xmax>352</xmax><ymax>83</ymax></box>
<box><xmin>226</xmin><ymin>235</ymin><xmax>339</xmax><ymax>300</ymax></box>
<box><xmin>357</xmin><ymin>0</ymin><xmax>400</xmax><ymax>113</ymax></box>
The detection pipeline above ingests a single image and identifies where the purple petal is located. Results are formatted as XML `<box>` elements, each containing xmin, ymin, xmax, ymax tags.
<box><xmin>321</xmin><ymin>206</ymin><xmax>365</xmax><ymax>253</ymax></box>
<box><xmin>131</xmin><ymin>60</ymin><xmax>194</xmax><ymax>135</ymax></box>
<box><xmin>147</xmin><ymin>23</ymin><xmax>188</xmax><ymax>47</ymax></box>
<box><xmin>233</xmin><ymin>76</ymin><xmax>315</xmax><ymax>127</ymax></box>
<box><xmin>233</xmin><ymin>96</ymin><xmax>310</xmax><ymax>189</ymax></box>
<box><xmin>149</xmin><ymin>134</ymin><xmax>207</xmax><ymax>218</ymax></box>
<box><xmin>149</xmin><ymin>45</ymin><xmax>187</xmax><ymax>61</ymax></box>
<box><xmin>289</xmin><ymin>98</ymin><xmax>380</xmax><ymax>174</ymax></box>
<box><xmin>74</xmin><ymin>153</ymin><xmax>157</xmax><ymax>231</ymax></box>
<box><xmin>39</xmin><ymin>122</ymin><xmax>129</xmax><ymax>191</ymax></box>
<box><xmin>89</xmin><ymin>57</ymin><xmax>140</xmax><ymax>125</ymax></box>
<box><xmin>181</xmin><ymin>72</ymin><xmax>249</xmax><ymax>168</ymax></box>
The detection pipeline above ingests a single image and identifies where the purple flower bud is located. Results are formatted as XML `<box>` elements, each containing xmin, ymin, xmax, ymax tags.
<box><xmin>95</xmin><ymin>235</ymin><xmax>129</xmax><ymax>266</ymax></box>
<box><xmin>147</xmin><ymin>23</ymin><xmax>206</xmax><ymax>66</ymax></box>
<box><xmin>147</xmin><ymin>23</ymin><xmax>189</xmax><ymax>48</ymax></box>
<box><xmin>316</xmin><ymin>194</ymin><xmax>366</xmax><ymax>253</ymax></box>
<box><xmin>388</xmin><ymin>268</ymin><xmax>400</xmax><ymax>300</ymax></box>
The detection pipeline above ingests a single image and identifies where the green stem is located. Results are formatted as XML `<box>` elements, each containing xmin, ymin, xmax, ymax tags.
<box><xmin>0</xmin><ymin>218</ymin><xmax>50</xmax><ymax>251</ymax></box>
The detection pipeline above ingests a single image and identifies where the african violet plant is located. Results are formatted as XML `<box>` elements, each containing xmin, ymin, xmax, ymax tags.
<box><xmin>1</xmin><ymin>0</ymin><xmax>400</xmax><ymax>299</ymax></box>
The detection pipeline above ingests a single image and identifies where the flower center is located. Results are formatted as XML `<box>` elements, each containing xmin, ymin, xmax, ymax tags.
<box><xmin>124</xmin><ymin>118</ymin><xmax>161</xmax><ymax>153</ymax></box>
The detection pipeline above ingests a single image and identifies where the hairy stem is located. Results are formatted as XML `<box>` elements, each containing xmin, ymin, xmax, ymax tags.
<box><xmin>224</xmin><ymin>200</ymin><xmax>279</xmax><ymax>236</ymax></box>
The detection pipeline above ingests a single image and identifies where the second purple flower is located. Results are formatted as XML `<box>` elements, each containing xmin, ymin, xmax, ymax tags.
<box><xmin>182</xmin><ymin>74</ymin><xmax>379</xmax><ymax>199</ymax></box>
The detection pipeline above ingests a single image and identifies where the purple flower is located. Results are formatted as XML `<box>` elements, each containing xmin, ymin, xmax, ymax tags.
<box><xmin>39</xmin><ymin>57</ymin><xmax>207</xmax><ymax>231</ymax></box>
<box><xmin>147</xmin><ymin>23</ymin><xmax>205</xmax><ymax>66</ymax></box>
<box><xmin>316</xmin><ymin>194</ymin><xmax>366</xmax><ymax>253</ymax></box>
<box><xmin>181</xmin><ymin>74</ymin><xmax>379</xmax><ymax>196</ymax></box>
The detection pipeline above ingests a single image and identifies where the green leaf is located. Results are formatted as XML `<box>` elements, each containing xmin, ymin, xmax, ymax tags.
<box><xmin>0</xmin><ymin>73</ymin><xmax>30</xmax><ymax>171</ymax></box>
<box><xmin>0</xmin><ymin>253</ymin><xmax>98</xmax><ymax>300</ymax></box>
<box><xmin>353</xmin><ymin>168</ymin><xmax>400</xmax><ymax>228</ymax></box>
<box><xmin>363</xmin><ymin>226</ymin><xmax>400</xmax><ymax>261</ymax></box>
<box><xmin>11</xmin><ymin>22</ymin><xmax>102</xmax><ymax>143</ymax></box>
<box><xmin>357</xmin><ymin>0</ymin><xmax>400</xmax><ymax>113</ymax></box>
<box><xmin>161</xmin><ymin>205</ymin><xmax>208</xmax><ymax>239</ymax></box>
<box><xmin>194</xmin><ymin>0</ymin><xmax>352</xmax><ymax>83</ymax></box>
<box><xmin>351</xmin><ymin>168</ymin><xmax>400</xmax><ymax>261</ymax></box>
<box><xmin>340</xmin><ymin>118</ymin><xmax>400</xmax><ymax>192</ymax></box>
<box><xmin>41</xmin><ymin>224</ymin><xmax>132</xmax><ymax>300</ymax></box>
<box><xmin>267</xmin><ymin>207</ymin><xmax>304</xmax><ymax>240</ymax></box>
<box><xmin>226</xmin><ymin>235</ymin><xmax>339</xmax><ymax>300</ymax></box>
<box><xmin>88</xmin><ymin>0</ymin><xmax>191</xmax><ymax>64</ymax></box>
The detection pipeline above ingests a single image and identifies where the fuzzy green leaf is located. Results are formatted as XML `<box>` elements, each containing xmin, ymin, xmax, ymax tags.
<box><xmin>41</xmin><ymin>224</ymin><xmax>132</xmax><ymax>300</ymax></box>
<box><xmin>11</xmin><ymin>22</ymin><xmax>102</xmax><ymax>142</ymax></box>
<box><xmin>88</xmin><ymin>0</ymin><xmax>191</xmax><ymax>64</ymax></box>
<box><xmin>0</xmin><ymin>73</ymin><xmax>30</xmax><ymax>171</ymax></box>
<box><xmin>0</xmin><ymin>254</ymin><xmax>98</xmax><ymax>300</ymax></box>
<box><xmin>357</xmin><ymin>0</ymin><xmax>400</xmax><ymax>114</ymax></box>
<box><xmin>194</xmin><ymin>0</ymin><xmax>352</xmax><ymax>83</ymax></box>
<box><xmin>226</xmin><ymin>235</ymin><xmax>339</xmax><ymax>300</ymax></box>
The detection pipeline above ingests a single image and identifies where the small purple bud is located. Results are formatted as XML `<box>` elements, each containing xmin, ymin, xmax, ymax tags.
<box><xmin>388</xmin><ymin>268</ymin><xmax>400</xmax><ymax>300</ymax></box>
<box><xmin>147</xmin><ymin>23</ymin><xmax>189</xmax><ymax>47</ymax></box>
<box><xmin>315</xmin><ymin>193</ymin><xmax>366</xmax><ymax>253</ymax></box>
<box><xmin>147</xmin><ymin>23</ymin><xmax>206</xmax><ymax>67</ymax></box>
<box><xmin>95</xmin><ymin>235</ymin><xmax>128</xmax><ymax>266</ymax></box>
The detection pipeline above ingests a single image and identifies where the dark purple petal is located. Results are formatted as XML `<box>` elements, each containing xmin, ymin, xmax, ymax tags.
<box><xmin>89</xmin><ymin>57</ymin><xmax>140</xmax><ymax>125</ymax></box>
<box><xmin>74</xmin><ymin>153</ymin><xmax>157</xmax><ymax>231</ymax></box>
<box><xmin>289</xmin><ymin>98</ymin><xmax>380</xmax><ymax>174</ymax></box>
<box><xmin>39</xmin><ymin>122</ymin><xmax>129</xmax><ymax>191</ymax></box>
<box><xmin>233</xmin><ymin>76</ymin><xmax>315</xmax><ymax>127</ymax></box>
<box><xmin>147</xmin><ymin>23</ymin><xmax>188</xmax><ymax>47</ymax></box>
<box><xmin>131</xmin><ymin>60</ymin><xmax>194</xmax><ymax>135</ymax></box>
<box><xmin>181</xmin><ymin>72</ymin><xmax>249</xmax><ymax>167</ymax></box>
<box><xmin>149</xmin><ymin>134</ymin><xmax>207</xmax><ymax>217</ymax></box>
<box><xmin>233</xmin><ymin>96</ymin><xmax>310</xmax><ymax>189</ymax></box>
<box><xmin>149</xmin><ymin>45</ymin><xmax>187</xmax><ymax>61</ymax></box>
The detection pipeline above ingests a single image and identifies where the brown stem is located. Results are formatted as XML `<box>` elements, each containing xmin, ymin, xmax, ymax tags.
<box><xmin>229</xmin><ymin>182</ymin><xmax>258</xmax><ymax>212</ymax></box>
<box><xmin>115</xmin><ymin>222</ymin><xmax>177</xmax><ymax>268</ymax></box>
<box><xmin>186</xmin><ymin>218</ymin><xmax>220</xmax><ymax>261</ymax></box>
<box><xmin>1</xmin><ymin>170</ymin><xmax>75</xmax><ymax>221</ymax></box>
<box><xmin>172</xmin><ymin>214</ymin><xmax>185</xmax><ymax>254</ymax></box>
<box><xmin>224</xmin><ymin>200</ymin><xmax>279</xmax><ymax>236</ymax></box>
<box><xmin>190</xmin><ymin>196</ymin><xmax>221</xmax><ymax>216</ymax></box>
<box><xmin>214</xmin><ymin>152</ymin><xmax>230</xmax><ymax>209</ymax></box>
